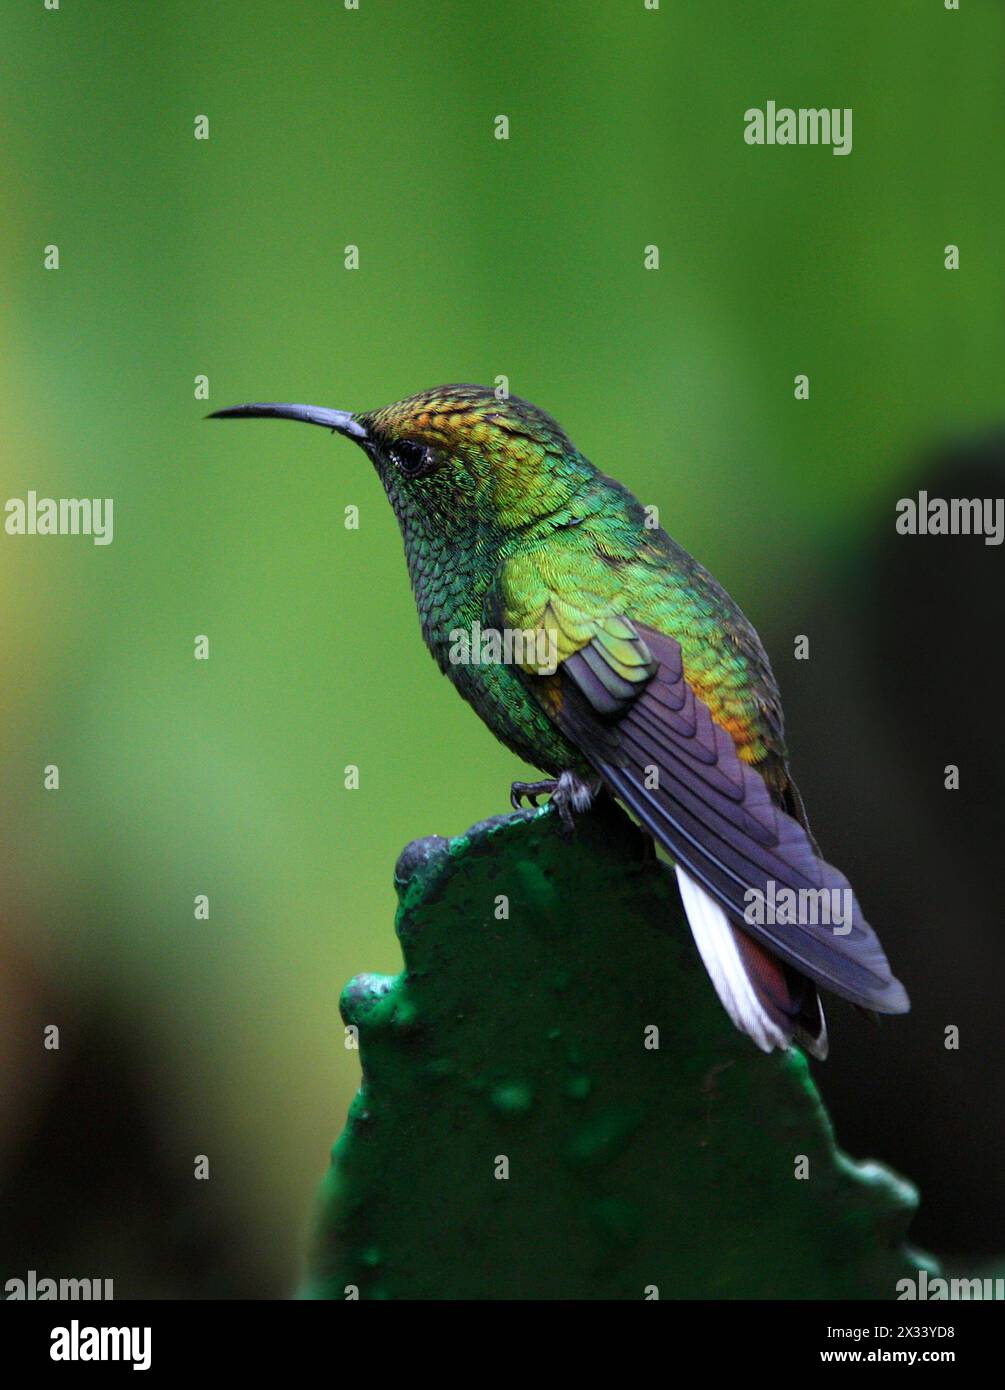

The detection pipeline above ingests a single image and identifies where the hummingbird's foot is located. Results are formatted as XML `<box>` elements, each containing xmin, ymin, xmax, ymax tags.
<box><xmin>510</xmin><ymin>772</ymin><xmax>600</xmax><ymax>835</ymax></box>
<box><xmin>510</xmin><ymin>778</ymin><xmax>558</xmax><ymax>811</ymax></box>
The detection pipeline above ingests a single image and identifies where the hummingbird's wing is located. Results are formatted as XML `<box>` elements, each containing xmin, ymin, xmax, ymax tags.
<box><xmin>494</xmin><ymin>550</ymin><xmax>909</xmax><ymax>1031</ymax></box>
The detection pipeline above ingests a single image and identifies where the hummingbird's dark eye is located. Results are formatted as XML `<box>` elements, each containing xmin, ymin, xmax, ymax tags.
<box><xmin>390</xmin><ymin>440</ymin><xmax>434</xmax><ymax>478</ymax></box>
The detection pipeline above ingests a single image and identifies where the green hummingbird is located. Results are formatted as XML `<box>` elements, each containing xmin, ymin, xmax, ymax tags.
<box><xmin>210</xmin><ymin>385</ymin><xmax>909</xmax><ymax>1058</ymax></box>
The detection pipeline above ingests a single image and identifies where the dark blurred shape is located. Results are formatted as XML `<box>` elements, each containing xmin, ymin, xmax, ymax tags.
<box><xmin>872</xmin><ymin>437</ymin><xmax>1005</xmax><ymax>885</ymax></box>
<box><xmin>0</xmin><ymin>950</ymin><xmax>269</xmax><ymax>1299</ymax></box>
<box><xmin>775</xmin><ymin>432</ymin><xmax>1005</xmax><ymax>1259</ymax></box>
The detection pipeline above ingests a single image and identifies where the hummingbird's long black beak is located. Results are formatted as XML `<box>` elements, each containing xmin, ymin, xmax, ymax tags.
<box><xmin>207</xmin><ymin>402</ymin><xmax>368</xmax><ymax>441</ymax></box>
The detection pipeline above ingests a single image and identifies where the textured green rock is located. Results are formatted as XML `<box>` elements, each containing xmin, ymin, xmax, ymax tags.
<box><xmin>307</xmin><ymin>799</ymin><xmax>932</xmax><ymax>1299</ymax></box>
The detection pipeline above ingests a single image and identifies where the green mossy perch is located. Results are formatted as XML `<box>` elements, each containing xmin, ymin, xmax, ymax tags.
<box><xmin>308</xmin><ymin>800</ymin><xmax>931</xmax><ymax>1299</ymax></box>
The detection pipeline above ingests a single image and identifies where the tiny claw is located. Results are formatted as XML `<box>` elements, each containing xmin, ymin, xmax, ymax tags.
<box><xmin>510</xmin><ymin>778</ymin><xmax>559</xmax><ymax>812</ymax></box>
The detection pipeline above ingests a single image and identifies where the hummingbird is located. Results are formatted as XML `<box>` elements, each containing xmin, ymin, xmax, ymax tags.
<box><xmin>210</xmin><ymin>385</ymin><xmax>910</xmax><ymax>1058</ymax></box>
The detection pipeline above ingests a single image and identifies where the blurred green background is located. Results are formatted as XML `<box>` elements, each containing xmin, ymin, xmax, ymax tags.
<box><xmin>2</xmin><ymin>1</ymin><xmax>1003</xmax><ymax>1296</ymax></box>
